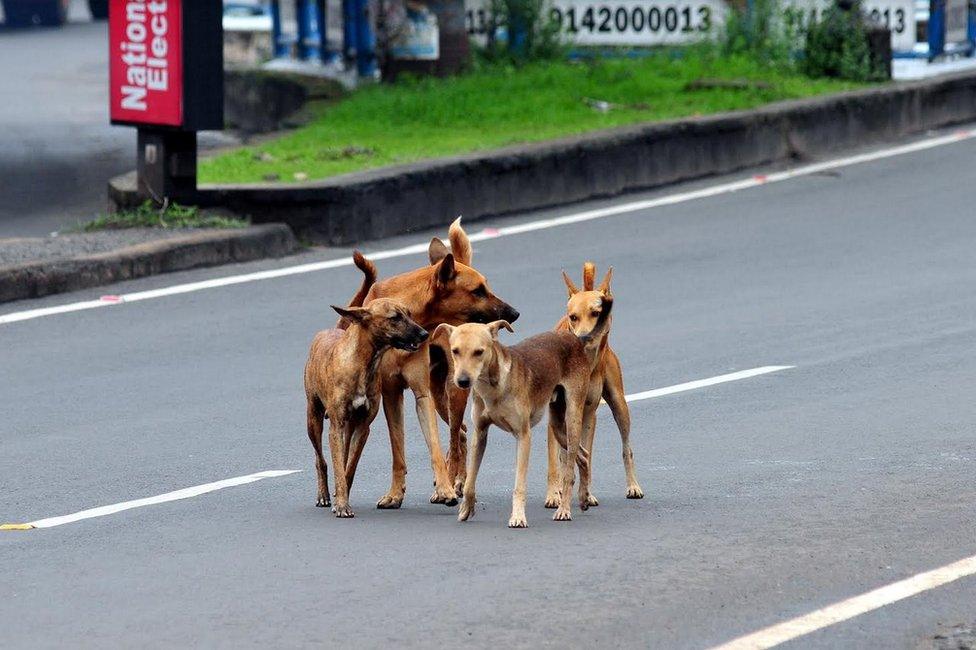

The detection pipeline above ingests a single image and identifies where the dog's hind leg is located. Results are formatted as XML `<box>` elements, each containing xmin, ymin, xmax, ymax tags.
<box><xmin>554</xmin><ymin>385</ymin><xmax>585</xmax><ymax>521</ymax></box>
<box><xmin>604</xmin><ymin>350</ymin><xmax>643</xmax><ymax>499</ymax></box>
<box><xmin>544</xmin><ymin>401</ymin><xmax>565</xmax><ymax>509</ymax></box>
<box><xmin>306</xmin><ymin>397</ymin><xmax>330</xmax><ymax>508</ymax></box>
<box><xmin>344</xmin><ymin>421</ymin><xmax>370</xmax><ymax>491</ymax></box>
<box><xmin>377</xmin><ymin>384</ymin><xmax>407</xmax><ymax>509</ymax></box>
<box><xmin>414</xmin><ymin>389</ymin><xmax>459</xmax><ymax>506</ymax></box>
<box><xmin>328</xmin><ymin>420</ymin><xmax>354</xmax><ymax>517</ymax></box>
<box><xmin>578</xmin><ymin>401</ymin><xmax>599</xmax><ymax>508</ymax></box>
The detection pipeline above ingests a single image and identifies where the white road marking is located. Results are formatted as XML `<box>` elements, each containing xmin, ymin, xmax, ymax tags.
<box><xmin>0</xmin><ymin>470</ymin><xmax>300</xmax><ymax>531</ymax></box>
<box><xmin>2</xmin><ymin>129</ymin><xmax>974</xmax><ymax>327</ymax></box>
<box><xmin>710</xmin><ymin>554</ymin><xmax>976</xmax><ymax>650</ymax></box>
<box><xmin>623</xmin><ymin>366</ymin><xmax>794</xmax><ymax>403</ymax></box>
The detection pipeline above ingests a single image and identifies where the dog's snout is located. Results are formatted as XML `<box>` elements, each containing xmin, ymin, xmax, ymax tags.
<box><xmin>503</xmin><ymin>306</ymin><xmax>520</xmax><ymax>323</ymax></box>
<box><xmin>456</xmin><ymin>375</ymin><xmax>471</xmax><ymax>389</ymax></box>
<box><xmin>416</xmin><ymin>328</ymin><xmax>429</xmax><ymax>341</ymax></box>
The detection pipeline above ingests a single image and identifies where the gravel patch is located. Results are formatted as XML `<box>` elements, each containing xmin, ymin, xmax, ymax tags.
<box><xmin>0</xmin><ymin>229</ymin><xmax>231</xmax><ymax>267</ymax></box>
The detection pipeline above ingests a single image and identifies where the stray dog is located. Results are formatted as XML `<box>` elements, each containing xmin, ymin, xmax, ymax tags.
<box><xmin>340</xmin><ymin>219</ymin><xmax>519</xmax><ymax>509</ymax></box>
<box><xmin>544</xmin><ymin>263</ymin><xmax>643</xmax><ymax>508</ymax></box>
<box><xmin>304</xmin><ymin>298</ymin><xmax>429</xmax><ymax>517</ymax></box>
<box><xmin>435</xmin><ymin>295</ymin><xmax>613</xmax><ymax>527</ymax></box>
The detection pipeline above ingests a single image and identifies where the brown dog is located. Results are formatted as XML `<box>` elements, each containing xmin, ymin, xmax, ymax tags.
<box><xmin>304</xmin><ymin>298</ymin><xmax>429</xmax><ymax>517</ymax></box>
<box><xmin>436</xmin><ymin>295</ymin><xmax>613</xmax><ymax>527</ymax></box>
<box><xmin>340</xmin><ymin>219</ymin><xmax>519</xmax><ymax>509</ymax></box>
<box><xmin>544</xmin><ymin>263</ymin><xmax>643</xmax><ymax>509</ymax></box>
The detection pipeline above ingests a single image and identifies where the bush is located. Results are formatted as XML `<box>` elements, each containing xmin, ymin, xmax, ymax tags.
<box><xmin>720</xmin><ymin>0</ymin><xmax>802</xmax><ymax>69</ymax></box>
<box><xmin>478</xmin><ymin>0</ymin><xmax>566</xmax><ymax>64</ymax></box>
<box><xmin>803</xmin><ymin>2</ymin><xmax>888</xmax><ymax>81</ymax></box>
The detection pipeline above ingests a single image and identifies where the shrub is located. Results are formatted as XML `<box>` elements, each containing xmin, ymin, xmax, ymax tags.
<box><xmin>803</xmin><ymin>2</ymin><xmax>888</xmax><ymax>81</ymax></box>
<box><xmin>478</xmin><ymin>0</ymin><xmax>566</xmax><ymax>64</ymax></box>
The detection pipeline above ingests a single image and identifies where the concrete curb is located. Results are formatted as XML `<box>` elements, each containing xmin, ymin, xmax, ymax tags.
<box><xmin>110</xmin><ymin>72</ymin><xmax>976</xmax><ymax>245</ymax></box>
<box><xmin>0</xmin><ymin>224</ymin><xmax>297</xmax><ymax>304</ymax></box>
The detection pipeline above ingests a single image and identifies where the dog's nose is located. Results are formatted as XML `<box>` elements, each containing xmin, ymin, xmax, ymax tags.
<box><xmin>456</xmin><ymin>376</ymin><xmax>471</xmax><ymax>389</ymax></box>
<box><xmin>417</xmin><ymin>328</ymin><xmax>429</xmax><ymax>341</ymax></box>
<box><xmin>504</xmin><ymin>306</ymin><xmax>520</xmax><ymax>323</ymax></box>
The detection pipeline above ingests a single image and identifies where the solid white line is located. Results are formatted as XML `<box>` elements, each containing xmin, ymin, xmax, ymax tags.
<box><xmin>2</xmin><ymin>127</ymin><xmax>973</xmax><ymax>327</ymax></box>
<box><xmin>623</xmin><ymin>366</ymin><xmax>795</xmax><ymax>403</ymax></box>
<box><xmin>0</xmin><ymin>470</ymin><xmax>300</xmax><ymax>530</ymax></box>
<box><xmin>710</xmin><ymin>554</ymin><xmax>976</xmax><ymax>650</ymax></box>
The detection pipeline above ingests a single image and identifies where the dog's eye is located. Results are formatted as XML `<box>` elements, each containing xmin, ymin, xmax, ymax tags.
<box><xmin>590</xmin><ymin>311</ymin><xmax>600</xmax><ymax>318</ymax></box>
<box><xmin>452</xmin><ymin>348</ymin><xmax>461</xmax><ymax>355</ymax></box>
<box><xmin>473</xmin><ymin>349</ymin><xmax>484</xmax><ymax>357</ymax></box>
<box><xmin>569</xmin><ymin>315</ymin><xmax>578</xmax><ymax>322</ymax></box>
<box><xmin>472</xmin><ymin>285</ymin><xmax>488</xmax><ymax>298</ymax></box>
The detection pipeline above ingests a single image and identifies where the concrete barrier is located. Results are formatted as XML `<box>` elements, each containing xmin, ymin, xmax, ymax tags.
<box><xmin>110</xmin><ymin>71</ymin><xmax>976</xmax><ymax>245</ymax></box>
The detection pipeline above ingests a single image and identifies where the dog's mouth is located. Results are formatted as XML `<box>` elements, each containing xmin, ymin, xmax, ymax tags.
<box><xmin>395</xmin><ymin>338</ymin><xmax>424</xmax><ymax>352</ymax></box>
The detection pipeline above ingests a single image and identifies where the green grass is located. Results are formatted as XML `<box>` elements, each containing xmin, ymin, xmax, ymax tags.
<box><xmin>78</xmin><ymin>201</ymin><xmax>248</xmax><ymax>231</ymax></box>
<box><xmin>199</xmin><ymin>53</ymin><xmax>866</xmax><ymax>184</ymax></box>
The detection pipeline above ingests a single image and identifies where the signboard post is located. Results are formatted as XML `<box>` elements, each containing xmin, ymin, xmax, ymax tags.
<box><xmin>109</xmin><ymin>0</ymin><xmax>224</xmax><ymax>203</ymax></box>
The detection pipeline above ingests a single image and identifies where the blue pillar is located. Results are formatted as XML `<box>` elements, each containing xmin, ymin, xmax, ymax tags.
<box><xmin>270</xmin><ymin>0</ymin><xmax>290</xmax><ymax>57</ymax></box>
<box><xmin>353</xmin><ymin>0</ymin><xmax>377</xmax><ymax>76</ymax></box>
<box><xmin>929</xmin><ymin>0</ymin><xmax>946</xmax><ymax>59</ymax></box>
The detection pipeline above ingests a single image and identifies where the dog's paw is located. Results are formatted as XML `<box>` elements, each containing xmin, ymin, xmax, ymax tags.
<box><xmin>430</xmin><ymin>488</ymin><xmax>459</xmax><ymax>507</ymax></box>
<box><xmin>376</xmin><ymin>494</ymin><xmax>403</xmax><ymax>509</ymax></box>
<box><xmin>581</xmin><ymin>493</ymin><xmax>598</xmax><ymax>509</ymax></box>
<box><xmin>543</xmin><ymin>490</ymin><xmax>561</xmax><ymax>509</ymax></box>
<box><xmin>626</xmin><ymin>485</ymin><xmax>645</xmax><ymax>499</ymax></box>
<box><xmin>457</xmin><ymin>500</ymin><xmax>475</xmax><ymax>522</ymax></box>
<box><xmin>552</xmin><ymin>507</ymin><xmax>573</xmax><ymax>522</ymax></box>
<box><xmin>508</xmin><ymin>512</ymin><xmax>528</xmax><ymax>528</ymax></box>
<box><xmin>453</xmin><ymin>477</ymin><xmax>465</xmax><ymax>498</ymax></box>
<box><xmin>315</xmin><ymin>496</ymin><xmax>331</xmax><ymax>508</ymax></box>
<box><xmin>332</xmin><ymin>504</ymin><xmax>355</xmax><ymax>518</ymax></box>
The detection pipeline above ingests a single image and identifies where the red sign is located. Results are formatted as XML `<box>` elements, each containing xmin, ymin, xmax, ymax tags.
<box><xmin>109</xmin><ymin>0</ymin><xmax>183</xmax><ymax>126</ymax></box>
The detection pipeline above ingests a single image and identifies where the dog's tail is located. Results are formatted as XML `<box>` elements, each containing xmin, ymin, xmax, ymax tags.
<box><xmin>336</xmin><ymin>250</ymin><xmax>377</xmax><ymax>329</ymax></box>
<box><xmin>579</xmin><ymin>295</ymin><xmax>613</xmax><ymax>359</ymax></box>
<box><xmin>582</xmin><ymin>262</ymin><xmax>596</xmax><ymax>291</ymax></box>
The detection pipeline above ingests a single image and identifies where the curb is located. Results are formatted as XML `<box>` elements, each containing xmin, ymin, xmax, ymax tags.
<box><xmin>0</xmin><ymin>224</ymin><xmax>298</xmax><ymax>304</ymax></box>
<box><xmin>110</xmin><ymin>71</ymin><xmax>976</xmax><ymax>246</ymax></box>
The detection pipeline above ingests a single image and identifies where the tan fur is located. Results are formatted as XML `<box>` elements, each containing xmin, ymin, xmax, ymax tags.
<box><xmin>340</xmin><ymin>219</ymin><xmax>519</xmax><ymax>509</ymax></box>
<box><xmin>436</xmin><ymin>295</ymin><xmax>613</xmax><ymax>527</ymax></box>
<box><xmin>545</xmin><ymin>263</ymin><xmax>643</xmax><ymax>509</ymax></box>
<box><xmin>304</xmin><ymin>299</ymin><xmax>430</xmax><ymax>517</ymax></box>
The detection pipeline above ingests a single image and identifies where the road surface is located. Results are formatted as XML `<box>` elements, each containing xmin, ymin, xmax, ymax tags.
<box><xmin>0</xmin><ymin>2</ymin><xmax>233</xmax><ymax>238</ymax></box>
<box><xmin>3</xmin><ymin>128</ymin><xmax>976</xmax><ymax>648</ymax></box>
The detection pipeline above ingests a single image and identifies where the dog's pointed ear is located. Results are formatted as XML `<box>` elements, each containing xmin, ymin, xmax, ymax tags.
<box><xmin>331</xmin><ymin>305</ymin><xmax>369</xmax><ymax>324</ymax></box>
<box><xmin>487</xmin><ymin>320</ymin><xmax>514</xmax><ymax>339</ymax></box>
<box><xmin>562</xmin><ymin>270</ymin><xmax>580</xmax><ymax>298</ymax></box>
<box><xmin>582</xmin><ymin>262</ymin><xmax>596</xmax><ymax>291</ymax></box>
<box><xmin>436</xmin><ymin>253</ymin><xmax>457</xmax><ymax>286</ymax></box>
<box><xmin>428</xmin><ymin>237</ymin><xmax>449</xmax><ymax>265</ymax></box>
<box><xmin>598</xmin><ymin>266</ymin><xmax>613</xmax><ymax>296</ymax></box>
<box><xmin>431</xmin><ymin>323</ymin><xmax>455</xmax><ymax>348</ymax></box>
<box><xmin>448</xmin><ymin>216</ymin><xmax>472</xmax><ymax>266</ymax></box>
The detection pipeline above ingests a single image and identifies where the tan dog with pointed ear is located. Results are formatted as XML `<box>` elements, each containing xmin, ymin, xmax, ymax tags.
<box><xmin>544</xmin><ymin>263</ymin><xmax>643</xmax><ymax>509</ymax></box>
<box><xmin>435</xmin><ymin>295</ymin><xmax>613</xmax><ymax>528</ymax></box>
<box><xmin>304</xmin><ymin>299</ymin><xmax>429</xmax><ymax>517</ymax></box>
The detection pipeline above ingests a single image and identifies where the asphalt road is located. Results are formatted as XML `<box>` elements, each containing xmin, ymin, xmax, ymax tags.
<box><xmin>0</xmin><ymin>2</ymin><xmax>233</xmax><ymax>238</ymax></box>
<box><xmin>3</xmin><ymin>130</ymin><xmax>976</xmax><ymax>648</ymax></box>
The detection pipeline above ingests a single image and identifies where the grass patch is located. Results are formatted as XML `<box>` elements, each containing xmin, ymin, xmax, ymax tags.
<box><xmin>199</xmin><ymin>52</ymin><xmax>867</xmax><ymax>185</ymax></box>
<box><xmin>78</xmin><ymin>201</ymin><xmax>248</xmax><ymax>232</ymax></box>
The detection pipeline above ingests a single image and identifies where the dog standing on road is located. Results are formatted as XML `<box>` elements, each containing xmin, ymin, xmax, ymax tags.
<box><xmin>436</xmin><ymin>295</ymin><xmax>613</xmax><ymax>527</ymax></box>
<box><xmin>545</xmin><ymin>263</ymin><xmax>644</xmax><ymax>508</ymax></box>
<box><xmin>340</xmin><ymin>219</ymin><xmax>520</xmax><ymax>509</ymax></box>
<box><xmin>304</xmin><ymin>299</ymin><xmax>429</xmax><ymax>517</ymax></box>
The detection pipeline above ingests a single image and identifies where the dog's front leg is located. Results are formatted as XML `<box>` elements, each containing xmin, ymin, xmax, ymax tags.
<box><xmin>446</xmin><ymin>382</ymin><xmax>469</xmax><ymax>497</ymax></box>
<box><xmin>377</xmin><ymin>384</ymin><xmax>407</xmax><ymax>509</ymax></box>
<box><xmin>459</xmin><ymin>403</ymin><xmax>489</xmax><ymax>522</ymax></box>
<box><xmin>306</xmin><ymin>397</ymin><xmax>330</xmax><ymax>508</ymax></box>
<box><xmin>344</xmin><ymin>421</ymin><xmax>371</xmax><ymax>491</ymax></box>
<box><xmin>413</xmin><ymin>389</ymin><xmax>459</xmax><ymax>506</ymax></box>
<box><xmin>509</xmin><ymin>424</ymin><xmax>531</xmax><ymax>528</ymax></box>
<box><xmin>328</xmin><ymin>420</ymin><xmax>354</xmax><ymax>518</ymax></box>
<box><xmin>578</xmin><ymin>402</ymin><xmax>598</xmax><ymax>508</ymax></box>
<box><xmin>603</xmin><ymin>352</ymin><xmax>643</xmax><ymax>499</ymax></box>
<box><xmin>544</xmin><ymin>419</ymin><xmax>562</xmax><ymax>509</ymax></box>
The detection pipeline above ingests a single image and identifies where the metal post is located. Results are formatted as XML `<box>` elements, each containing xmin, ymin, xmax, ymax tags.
<box><xmin>136</xmin><ymin>129</ymin><xmax>197</xmax><ymax>203</ymax></box>
<box><xmin>929</xmin><ymin>0</ymin><xmax>946</xmax><ymax>59</ymax></box>
<box><xmin>343</xmin><ymin>0</ymin><xmax>357</xmax><ymax>62</ymax></box>
<box><xmin>354</xmin><ymin>0</ymin><xmax>377</xmax><ymax>76</ymax></box>
<box><xmin>270</xmin><ymin>0</ymin><xmax>289</xmax><ymax>57</ymax></box>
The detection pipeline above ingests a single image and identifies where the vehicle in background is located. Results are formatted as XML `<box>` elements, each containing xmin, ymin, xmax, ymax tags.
<box><xmin>0</xmin><ymin>0</ymin><xmax>104</xmax><ymax>26</ymax></box>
